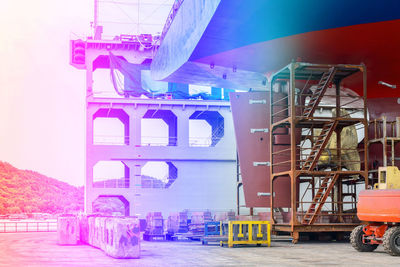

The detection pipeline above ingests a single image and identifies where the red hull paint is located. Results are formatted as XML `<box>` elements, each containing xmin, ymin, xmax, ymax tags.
<box><xmin>230</xmin><ymin>92</ymin><xmax>291</xmax><ymax>208</ymax></box>
<box><xmin>196</xmin><ymin>20</ymin><xmax>400</xmax><ymax>99</ymax></box>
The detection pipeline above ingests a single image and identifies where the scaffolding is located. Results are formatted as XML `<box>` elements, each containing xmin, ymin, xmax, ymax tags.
<box><xmin>269</xmin><ymin>62</ymin><xmax>368</xmax><ymax>242</ymax></box>
<box><xmin>369</xmin><ymin>116</ymin><xmax>400</xmax><ymax>184</ymax></box>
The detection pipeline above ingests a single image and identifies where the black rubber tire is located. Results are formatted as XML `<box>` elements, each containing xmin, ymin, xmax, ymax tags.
<box><xmin>383</xmin><ymin>226</ymin><xmax>400</xmax><ymax>256</ymax></box>
<box><xmin>350</xmin><ymin>225</ymin><xmax>378</xmax><ymax>252</ymax></box>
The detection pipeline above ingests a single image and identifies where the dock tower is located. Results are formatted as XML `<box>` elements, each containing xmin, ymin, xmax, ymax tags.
<box><xmin>69</xmin><ymin>36</ymin><xmax>237</xmax><ymax>217</ymax></box>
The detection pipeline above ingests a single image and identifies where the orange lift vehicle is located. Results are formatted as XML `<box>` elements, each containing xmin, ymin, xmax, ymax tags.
<box><xmin>351</xmin><ymin>166</ymin><xmax>400</xmax><ymax>256</ymax></box>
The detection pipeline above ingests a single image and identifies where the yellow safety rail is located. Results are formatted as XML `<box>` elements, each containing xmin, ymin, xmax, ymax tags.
<box><xmin>222</xmin><ymin>221</ymin><xmax>271</xmax><ymax>248</ymax></box>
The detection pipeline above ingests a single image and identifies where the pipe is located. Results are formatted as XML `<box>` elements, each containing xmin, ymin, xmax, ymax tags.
<box><xmin>378</xmin><ymin>81</ymin><xmax>396</xmax><ymax>89</ymax></box>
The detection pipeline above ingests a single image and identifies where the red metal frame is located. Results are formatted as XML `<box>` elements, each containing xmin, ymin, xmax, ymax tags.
<box><xmin>362</xmin><ymin>223</ymin><xmax>388</xmax><ymax>245</ymax></box>
<box><xmin>270</xmin><ymin>62</ymin><xmax>368</xmax><ymax>242</ymax></box>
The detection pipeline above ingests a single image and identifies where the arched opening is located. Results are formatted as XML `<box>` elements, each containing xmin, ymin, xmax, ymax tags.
<box><xmin>93</xmin><ymin>108</ymin><xmax>129</xmax><ymax>145</ymax></box>
<box><xmin>92</xmin><ymin>55</ymin><xmax>126</xmax><ymax>98</ymax></box>
<box><xmin>92</xmin><ymin>195</ymin><xmax>129</xmax><ymax>216</ymax></box>
<box><xmin>141</xmin><ymin>161</ymin><xmax>177</xmax><ymax>188</ymax></box>
<box><xmin>189</xmin><ymin>119</ymin><xmax>212</xmax><ymax>147</ymax></box>
<box><xmin>141</xmin><ymin>110</ymin><xmax>177</xmax><ymax>146</ymax></box>
<box><xmin>93</xmin><ymin>160</ymin><xmax>129</xmax><ymax>188</ymax></box>
<box><xmin>189</xmin><ymin>111</ymin><xmax>224</xmax><ymax>147</ymax></box>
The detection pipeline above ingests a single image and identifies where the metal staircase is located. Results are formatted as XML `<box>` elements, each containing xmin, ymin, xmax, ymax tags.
<box><xmin>269</xmin><ymin>62</ymin><xmax>367</xmax><ymax>241</ymax></box>
<box><xmin>302</xmin><ymin>173</ymin><xmax>339</xmax><ymax>225</ymax></box>
<box><xmin>302</xmin><ymin>67</ymin><xmax>337</xmax><ymax>118</ymax></box>
<box><xmin>302</xmin><ymin>120</ymin><xmax>338</xmax><ymax>171</ymax></box>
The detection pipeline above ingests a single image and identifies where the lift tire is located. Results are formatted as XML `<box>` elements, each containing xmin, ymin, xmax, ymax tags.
<box><xmin>350</xmin><ymin>225</ymin><xmax>378</xmax><ymax>252</ymax></box>
<box><xmin>383</xmin><ymin>226</ymin><xmax>400</xmax><ymax>256</ymax></box>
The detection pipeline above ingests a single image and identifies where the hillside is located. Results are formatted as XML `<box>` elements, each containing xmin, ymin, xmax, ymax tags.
<box><xmin>0</xmin><ymin>161</ymin><xmax>83</xmax><ymax>214</ymax></box>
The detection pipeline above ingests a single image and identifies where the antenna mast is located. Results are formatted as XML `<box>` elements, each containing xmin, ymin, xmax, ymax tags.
<box><xmin>93</xmin><ymin>0</ymin><xmax>102</xmax><ymax>40</ymax></box>
<box><xmin>94</xmin><ymin>0</ymin><xmax>98</xmax><ymax>29</ymax></box>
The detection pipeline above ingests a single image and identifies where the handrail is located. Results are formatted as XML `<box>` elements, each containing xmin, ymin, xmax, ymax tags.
<box><xmin>160</xmin><ymin>0</ymin><xmax>185</xmax><ymax>43</ymax></box>
<box><xmin>369</xmin><ymin>116</ymin><xmax>400</xmax><ymax>140</ymax></box>
<box><xmin>0</xmin><ymin>221</ymin><xmax>57</xmax><ymax>233</ymax></box>
<box><xmin>93</xmin><ymin>135</ymin><xmax>129</xmax><ymax>145</ymax></box>
<box><xmin>93</xmin><ymin>178</ymin><xmax>129</xmax><ymax>188</ymax></box>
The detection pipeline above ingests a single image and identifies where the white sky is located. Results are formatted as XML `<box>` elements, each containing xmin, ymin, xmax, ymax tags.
<box><xmin>0</xmin><ymin>0</ymin><xmax>174</xmax><ymax>186</ymax></box>
<box><xmin>0</xmin><ymin>0</ymin><xmax>91</xmax><ymax>186</ymax></box>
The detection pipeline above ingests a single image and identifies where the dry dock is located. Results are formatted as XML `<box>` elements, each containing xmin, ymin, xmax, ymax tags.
<box><xmin>0</xmin><ymin>232</ymin><xmax>399</xmax><ymax>266</ymax></box>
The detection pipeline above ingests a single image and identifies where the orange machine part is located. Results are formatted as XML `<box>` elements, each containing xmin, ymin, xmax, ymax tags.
<box><xmin>357</xmin><ymin>190</ymin><xmax>400</xmax><ymax>223</ymax></box>
<box><xmin>364</xmin><ymin>224</ymin><xmax>388</xmax><ymax>238</ymax></box>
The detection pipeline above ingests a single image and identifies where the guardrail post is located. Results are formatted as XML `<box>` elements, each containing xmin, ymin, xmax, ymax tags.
<box><xmin>257</xmin><ymin>223</ymin><xmax>263</xmax><ymax>238</ymax></box>
<box><xmin>248</xmin><ymin>222</ymin><xmax>253</xmax><ymax>242</ymax></box>
<box><xmin>238</xmin><ymin>223</ymin><xmax>243</xmax><ymax>237</ymax></box>
<box><xmin>228</xmin><ymin>221</ymin><xmax>233</xmax><ymax>248</ymax></box>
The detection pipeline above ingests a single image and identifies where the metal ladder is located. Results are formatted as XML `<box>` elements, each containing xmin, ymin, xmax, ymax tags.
<box><xmin>302</xmin><ymin>120</ymin><xmax>338</xmax><ymax>171</ymax></box>
<box><xmin>303</xmin><ymin>67</ymin><xmax>337</xmax><ymax>118</ymax></box>
<box><xmin>302</xmin><ymin>173</ymin><xmax>339</xmax><ymax>225</ymax></box>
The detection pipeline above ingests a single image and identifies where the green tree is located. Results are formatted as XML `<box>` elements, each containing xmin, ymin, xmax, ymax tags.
<box><xmin>0</xmin><ymin>203</ymin><xmax>6</xmax><ymax>214</ymax></box>
<box><xmin>8</xmin><ymin>206</ymin><xmax>21</xmax><ymax>214</ymax></box>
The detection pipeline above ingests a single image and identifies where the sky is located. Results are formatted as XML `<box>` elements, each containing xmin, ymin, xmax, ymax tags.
<box><xmin>0</xmin><ymin>0</ymin><xmax>174</xmax><ymax>186</ymax></box>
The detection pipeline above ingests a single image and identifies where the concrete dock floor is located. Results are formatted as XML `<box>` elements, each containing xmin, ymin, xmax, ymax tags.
<box><xmin>0</xmin><ymin>232</ymin><xmax>399</xmax><ymax>266</ymax></box>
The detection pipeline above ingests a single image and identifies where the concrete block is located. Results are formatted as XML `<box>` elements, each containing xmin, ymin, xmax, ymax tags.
<box><xmin>87</xmin><ymin>216</ymin><xmax>94</xmax><ymax>246</ymax></box>
<box><xmin>103</xmin><ymin>217</ymin><xmax>140</xmax><ymax>259</ymax></box>
<box><xmin>88</xmin><ymin>216</ymin><xmax>100</xmax><ymax>248</ymax></box>
<box><xmin>98</xmin><ymin>217</ymin><xmax>107</xmax><ymax>251</ymax></box>
<box><xmin>57</xmin><ymin>215</ymin><xmax>79</xmax><ymax>245</ymax></box>
<box><xmin>78</xmin><ymin>214</ymin><xmax>89</xmax><ymax>244</ymax></box>
<box><xmin>93</xmin><ymin>217</ymin><xmax>102</xmax><ymax>248</ymax></box>
<box><xmin>80</xmin><ymin>215</ymin><xmax>140</xmax><ymax>259</ymax></box>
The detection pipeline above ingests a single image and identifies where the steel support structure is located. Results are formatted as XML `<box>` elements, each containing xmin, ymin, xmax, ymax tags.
<box><xmin>368</xmin><ymin>116</ymin><xmax>400</xmax><ymax>184</ymax></box>
<box><xmin>70</xmin><ymin>37</ymin><xmax>237</xmax><ymax>217</ymax></box>
<box><xmin>269</xmin><ymin>62</ymin><xmax>368</xmax><ymax>242</ymax></box>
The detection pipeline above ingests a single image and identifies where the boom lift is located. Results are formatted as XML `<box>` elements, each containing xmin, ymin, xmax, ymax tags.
<box><xmin>351</xmin><ymin>166</ymin><xmax>400</xmax><ymax>256</ymax></box>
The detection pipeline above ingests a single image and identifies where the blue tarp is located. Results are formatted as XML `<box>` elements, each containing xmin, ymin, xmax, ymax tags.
<box><xmin>109</xmin><ymin>52</ymin><xmax>230</xmax><ymax>100</ymax></box>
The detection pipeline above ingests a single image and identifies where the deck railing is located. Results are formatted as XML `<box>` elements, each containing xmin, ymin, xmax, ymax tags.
<box><xmin>160</xmin><ymin>0</ymin><xmax>185</xmax><ymax>43</ymax></box>
<box><xmin>0</xmin><ymin>220</ymin><xmax>57</xmax><ymax>233</ymax></box>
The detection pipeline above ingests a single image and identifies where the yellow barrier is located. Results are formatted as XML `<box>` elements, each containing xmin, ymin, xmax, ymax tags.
<box><xmin>222</xmin><ymin>221</ymin><xmax>271</xmax><ymax>248</ymax></box>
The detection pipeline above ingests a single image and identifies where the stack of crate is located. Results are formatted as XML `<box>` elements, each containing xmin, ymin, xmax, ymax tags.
<box><xmin>143</xmin><ymin>212</ymin><xmax>164</xmax><ymax>241</ymax></box>
<box><xmin>166</xmin><ymin>211</ymin><xmax>189</xmax><ymax>240</ymax></box>
<box><xmin>167</xmin><ymin>211</ymin><xmax>188</xmax><ymax>234</ymax></box>
<box><xmin>188</xmin><ymin>211</ymin><xmax>213</xmax><ymax>237</ymax></box>
<box><xmin>214</xmin><ymin>211</ymin><xmax>236</xmax><ymax>222</ymax></box>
